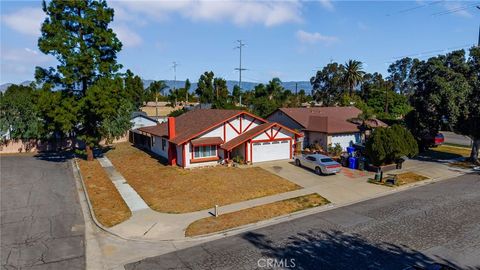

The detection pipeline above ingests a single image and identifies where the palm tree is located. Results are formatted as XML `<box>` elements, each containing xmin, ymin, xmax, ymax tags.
<box><xmin>147</xmin><ymin>80</ymin><xmax>168</xmax><ymax>118</ymax></box>
<box><xmin>344</xmin><ymin>60</ymin><xmax>365</xmax><ymax>96</ymax></box>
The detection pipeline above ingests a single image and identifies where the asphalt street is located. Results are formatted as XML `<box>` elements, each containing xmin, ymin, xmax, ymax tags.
<box><xmin>1</xmin><ymin>155</ymin><xmax>85</xmax><ymax>269</ymax></box>
<box><xmin>126</xmin><ymin>173</ymin><xmax>480</xmax><ymax>270</ymax></box>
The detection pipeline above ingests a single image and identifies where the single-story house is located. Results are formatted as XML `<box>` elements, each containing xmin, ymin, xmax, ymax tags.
<box><xmin>267</xmin><ymin>107</ymin><xmax>386</xmax><ymax>151</ymax></box>
<box><xmin>131</xmin><ymin>112</ymin><xmax>158</xmax><ymax>130</ymax></box>
<box><xmin>137</xmin><ymin>109</ymin><xmax>301</xmax><ymax>168</ymax></box>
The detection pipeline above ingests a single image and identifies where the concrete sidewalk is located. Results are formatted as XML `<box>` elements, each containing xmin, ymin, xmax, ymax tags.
<box><xmin>89</xmin><ymin>157</ymin><xmax>464</xmax><ymax>242</ymax></box>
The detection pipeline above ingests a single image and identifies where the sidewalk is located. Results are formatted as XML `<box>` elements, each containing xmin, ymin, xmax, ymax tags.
<box><xmin>86</xmin><ymin>157</ymin><xmax>465</xmax><ymax>242</ymax></box>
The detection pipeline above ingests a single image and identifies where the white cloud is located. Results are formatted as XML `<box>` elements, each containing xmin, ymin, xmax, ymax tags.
<box><xmin>319</xmin><ymin>0</ymin><xmax>334</xmax><ymax>11</ymax></box>
<box><xmin>2</xmin><ymin>7</ymin><xmax>45</xmax><ymax>36</ymax></box>
<box><xmin>443</xmin><ymin>2</ymin><xmax>472</xmax><ymax>18</ymax></box>
<box><xmin>1</xmin><ymin>47</ymin><xmax>55</xmax><ymax>81</ymax></box>
<box><xmin>113</xmin><ymin>0</ymin><xmax>302</xmax><ymax>27</ymax></box>
<box><xmin>112</xmin><ymin>24</ymin><xmax>143</xmax><ymax>47</ymax></box>
<box><xmin>296</xmin><ymin>30</ymin><xmax>338</xmax><ymax>45</ymax></box>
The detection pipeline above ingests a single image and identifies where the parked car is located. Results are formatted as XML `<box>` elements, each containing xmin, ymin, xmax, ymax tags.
<box><xmin>294</xmin><ymin>154</ymin><xmax>342</xmax><ymax>175</ymax></box>
<box><xmin>421</xmin><ymin>133</ymin><xmax>444</xmax><ymax>149</ymax></box>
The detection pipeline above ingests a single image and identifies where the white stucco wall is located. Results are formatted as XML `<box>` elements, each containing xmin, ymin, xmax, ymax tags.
<box><xmin>151</xmin><ymin>135</ymin><xmax>168</xmax><ymax>159</ymax></box>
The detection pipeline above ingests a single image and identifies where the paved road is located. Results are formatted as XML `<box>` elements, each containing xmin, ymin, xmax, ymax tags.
<box><xmin>126</xmin><ymin>173</ymin><xmax>480</xmax><ymax>270</ymax></box>
<box><xmin>442</xmin><ymin>131</ymin><xmax>472</xmax><ymax>147</ymax></box>
<box><xmin>1</xmin><ymin>155</ymin><xmax>85</xmax><ymax>269</ymax></box>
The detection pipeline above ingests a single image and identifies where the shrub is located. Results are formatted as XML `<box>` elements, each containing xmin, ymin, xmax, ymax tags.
<box><xmin>328</xmin><ymin>143</ymin><xmax>342</xmax><ymax>157</ymax></box>
<box><xmin>366</xmin><ymin>124</ymin><xmax>418</xmax><ymax>166</ymax></box>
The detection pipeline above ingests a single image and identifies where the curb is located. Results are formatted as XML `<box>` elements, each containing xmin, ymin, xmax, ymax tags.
<box><xmin>74</xmin><ymin>159</ymin><xmax>467</xmax><ymax>244</ymax></box>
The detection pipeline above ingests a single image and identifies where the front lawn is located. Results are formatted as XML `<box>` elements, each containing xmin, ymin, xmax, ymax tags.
<box><xmin>368</xmin><ymin>172</ymin><xmax>429</xmax><ymax>187</ymax></box>
<box><xmin>421</xmin><ymin>145</ymin><xmax>470</xmax><ymax>160</ymax></box>
<box><xmin>77</xmin><ymin>159</ymin><xmax>132</xmax><ymax>227</ymax></box>
<box><xmin>185</xmin><ymin>193</ymin><xmax>330</xmax><ymax>237</ymax></box>
<box><xmin>106</xmin><ymin>143</ymin><xmax>301</xmax><ymax>213</ymax></box>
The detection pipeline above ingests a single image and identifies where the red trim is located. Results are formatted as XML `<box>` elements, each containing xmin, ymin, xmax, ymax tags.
<box><xmin>176</xmin><ymin>111</ymin><xmax>267</xmax><ymax>145</ymax></box>
<box><xmin>224</xmin><ymin>149</ymin><xmax>228</xmax><ymax>160</ymax></box>
<box><xmin>243</xmin><ymin>118</ymin><xmax>256</xmax><ymax>132</ymax></box>
<box><xmin>264</xmin><ymin>131</ymin><xmax>273</xmax><ymax>140</ymax></box>
<box><xmin>190</xmin><ymin>156</ymin><xmax>220</xmax><ymax>163</ymax></box>
<box><xmin>250</xmin><ymin>141</ymin><xmax>253</xmax><ymax>162</ymax></box>
<box><xmin>244</xmin><ymin>141</ymin><xmax>248</xmax><ymax>162</ymax></box>
<box><xmin>223</xmin><ymin>124</ymin><xmax>226</xmax><ymax>141</ymax></box>
<box><xmin>251</xmin><ymin>138</ymin><xmax>290</xmax><ymax>143</ymax></box>
<box><xmin>191</xmin><ymin>144</ymin><xmax>194</xmax><ymax>160</ymax></box>
<box><xmin>182</xmin><ymin>144</ymin><xmax>186</xmax><ymax>167</ymax></box>
<box><xmin>227</xmin><ymin>121</ymin><xmax>241</xmax><ymax>135</ymax></box>
<box><xmin>239</xmin><ymin>116</ymin><xmax>243</xmax><ymax>133</ymax></box>
<box><xmin>271</xmin><ymin>128</ymin><xmax>273</xmax><ymax>138</ymax></box>
<box><xmin>272</xmin><ymin>127</ymin><xmax>282</xmax><ymax>139</ymax></box>
<box><xmin>289</xmin><ymin>138</ymin><xmax>293</xmax><ymax>159</ymax></box>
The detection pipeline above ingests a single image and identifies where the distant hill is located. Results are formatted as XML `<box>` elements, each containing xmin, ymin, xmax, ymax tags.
<box><xmin>1</xmin><ymin>79</ymin><xmax>312</xmax><ymax>93</ymax></box>
<box><xmin>143</xmin><ymin>79</ymin><xmax>312</xmax><ymax>93</ymax></box>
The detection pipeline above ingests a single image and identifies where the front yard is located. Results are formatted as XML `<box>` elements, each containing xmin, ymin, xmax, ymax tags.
<box><xmin>185</xmin><ymin>193</ymin><xmax>330</xmax><ymax>237</ymax></box>
<box><xmin>421</xmin><ymin>145</ymin><xmax>470</xmax><ymax>160</ymax></box>
<box><xmin>105</xmin><ymin>143</ymin><xmax>301</xmax><ymax>213</ymax></box>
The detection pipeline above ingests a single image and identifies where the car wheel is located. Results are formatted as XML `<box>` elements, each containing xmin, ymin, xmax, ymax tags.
<box><xmin>295</xmin><ymin>159</ymin><xmax>301</xmax><ymax>167</ymax></box>
<box><xmin>315</xmin><ymin>167</ymin><xmax>322</xmax><ymax>175</ymax></box>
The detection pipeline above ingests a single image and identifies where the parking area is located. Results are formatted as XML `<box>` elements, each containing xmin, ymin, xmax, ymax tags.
<box><xmin>257</xmin><ymin>160</ymin><xmax>391</xmax><ymax>204</ymax></box>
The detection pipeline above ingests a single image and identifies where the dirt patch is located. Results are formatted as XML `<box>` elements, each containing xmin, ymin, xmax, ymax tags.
<box><xmin>369</xmin><ymin>172</ymin><xmax>429</xmax><ymax>187</ymax></box>
<box><xmin>106</xmin><ymin>143</ymin><xmax>301</xmax><ymax>213</ymax></box>
<box><xmin>77</xmin><ymin>159</ymin><xmax>131</xmax><ymax>227</ymax></box>
<box><xmin>185</xmin><ymin>193</ymin><xmax>330</xmax><ymax>237</ymax></box>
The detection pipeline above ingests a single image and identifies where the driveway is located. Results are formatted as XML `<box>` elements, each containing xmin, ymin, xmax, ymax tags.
<box><xmin>125</xmin><ymin>173</ymin><xmax>480</xmax><ymax>269</ymax></box>
<box><xmin>257</xmin><ymin>160</ymin><xmax>390</xmax><ymax>204</ymax></box>
<box><xmin>1</xmin><ymin>155</ymin><xmax>85</xmax><ymax>269</ymax></box>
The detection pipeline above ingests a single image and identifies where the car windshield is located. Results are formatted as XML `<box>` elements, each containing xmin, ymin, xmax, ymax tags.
<box><xmin>320</xmin><ymin>158</ymin><xmax>334</xmax><ymax>163</ymax></box>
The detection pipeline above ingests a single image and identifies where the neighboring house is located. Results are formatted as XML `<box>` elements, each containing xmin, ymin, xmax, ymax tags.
<box><xmin>130</xmin><ymin>112</ymin><xmax>158</xmax><ymax>130</ymax></box>
<box><xmin>267</xmin><ymin>107</ymin><xmax>383</xmax><ymax>151</ymax></box>
<box><xmin>141</xmin><ymin>101</ymin><xmax>198</xmax><ymax>123</ymax></box>
<box><xmin>137</xmin><ymin>109</ymin><xmax>301</xmax><ymax>168</ymax></box>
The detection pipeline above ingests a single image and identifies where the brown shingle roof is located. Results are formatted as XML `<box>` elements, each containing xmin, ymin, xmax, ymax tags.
<box><xmin>138</xmin><ymin>109</ymin><xmax>261</xmax><ymax>145</ymax></box>
<box><xmin>221</xmin><ymin>123</ymin><xmax>275</xmax><ymax>151</ymax></box>
<box><xmin>276</xmin><ymin>107</ymin><xmax>363</xmax><ymax>134</ymax></box>
<box><xmin>191</xmin><ymin>137</ymin><xmax>224</xmax><ymax>146</ymax></box>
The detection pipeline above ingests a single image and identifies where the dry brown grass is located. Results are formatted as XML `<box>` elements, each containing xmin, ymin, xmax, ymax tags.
<box><xmin>185</xmin><ymin>193</ymin><xmax>330</xmax><ymax>237</ymax></box>
<box><xmin>370</xmin><ymin>171</ymin><xmax>429</xmax><ymax>187</ymax></box>
<box><xmin>106</xmin><ymin>142</ymin><xmax>301</xmax><ymax>213</ymax></box>
<box><xmin>77</xmin><ymin>159</ymin><xmax>131</xmax><ymax>227</ymax></box>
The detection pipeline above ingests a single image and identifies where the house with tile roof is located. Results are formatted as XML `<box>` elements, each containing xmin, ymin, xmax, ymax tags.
<box><xmin>267</xmin><ymin>107</ymin><xmax>386</xmax><ymax>151</ymax></box>
<box><xmin>137</xmin><ymin>109</ymin><xmax>302</xmax><ymax>168</ymax></box>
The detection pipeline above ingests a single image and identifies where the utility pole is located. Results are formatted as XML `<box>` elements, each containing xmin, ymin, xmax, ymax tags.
<box><xmin>172</xmin><ymin>61</ymin><xmax>178</xmax><ymax>106</ymax></box>
<box><xmin>477</xmin><ymin>6</ymin><xmax>480</xmax><ymax>46</ymax></box>
<box><xmin>235</xmin><ymin>40</ymin><xmax>246</xmax><ymax>91</ymax></box>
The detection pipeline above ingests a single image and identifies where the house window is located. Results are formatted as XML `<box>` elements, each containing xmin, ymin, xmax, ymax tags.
<box><xmin>161</xmin><ymin>138</ymin><xmax>166</xmax><ymax>151</ymax></box>
<box><xmin>194</xmin><ymin>145</ymin><xmax>217</xmax><ymax>158</ymax></box>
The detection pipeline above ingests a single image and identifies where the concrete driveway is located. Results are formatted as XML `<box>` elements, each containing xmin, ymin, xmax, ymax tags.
<box><xmin>257</xmin><ymin>160</ymin><xmax>391</xmax><ymax>204</ymax></box>
<box><xmin>1</xmin><ymin>155</ymin><xmax>85</xmax><ymax>269</ymax></box>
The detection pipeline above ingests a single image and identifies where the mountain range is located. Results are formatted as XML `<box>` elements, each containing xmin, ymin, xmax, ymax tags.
<box><xmin>1</xmin><ymin>79</ymin><xmax>312</xmax><ymax>93</ymax></box>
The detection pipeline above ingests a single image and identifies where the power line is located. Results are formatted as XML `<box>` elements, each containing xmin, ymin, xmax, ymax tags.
<box><xmin>386</xmin><ymin>0</ymin><xmax>443</xmax><ymax>16</ymax></box>
<box><xmin>431</xmin><ymin>3</ymin><xmax>479</xmax><ymax>16</ymax></box>
<box><xmin>234</xmin><ymin>40</ymin><xmax>247</xmax><ymax>90</ymax></box>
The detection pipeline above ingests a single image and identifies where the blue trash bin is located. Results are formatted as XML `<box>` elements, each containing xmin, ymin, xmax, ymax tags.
<box><xmin>347</xmin><ymin>146</ymin><xmax>355</xmax><ymax>155</ymax></box>
<box><xmin>348</xmin><ymin>157</ymin><xmax>357</xmax><ymax>169</ymax></box>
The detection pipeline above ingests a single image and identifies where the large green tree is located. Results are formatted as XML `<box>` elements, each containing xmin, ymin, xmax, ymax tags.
<box><xmin>310</xmin><ymin>62</ymin><xmax>346</xmax><ymax>105</ymax></box>
<box><xmin>124</xmin><ymin>69</ymin><xmax>145</xmax><ymax>109</ymax></box>
<box><xmin>195</xmin><ymin>71</ymin><xmax>215</xmax><ymax>104</ymax></box>
<box><xmin>36</xmin><ymin>0</ymin><xmax>131</xmax><ymax>160</ymax></box>
<box><xmin>0</xmin><ymin>84</ymin><xmax>42</xmax><ymax>142</ymax></box>
<box><xmin>344</xmin><ymin>60</ymin><xmax>365</xmax><ymax>96</ymax></box>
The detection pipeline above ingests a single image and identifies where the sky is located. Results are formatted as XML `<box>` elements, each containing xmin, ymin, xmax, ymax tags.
<box><xmin>1</xmin><ymin>0</ymin><xmax>479</xmax><ymax>85</ymax></box>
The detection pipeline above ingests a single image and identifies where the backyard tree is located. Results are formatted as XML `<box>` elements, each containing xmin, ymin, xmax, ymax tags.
<box><xmin>310</xmin><ymin>62</ymin><xmax>346</xmax><ymax>105</ymax></box>
<box><xmin>36</xmin><ymin>0</ymin><xmax>132</xmax><ymax>160</ymax></box>
<box><xmin>344</xmin><ymin>60</ymin><xmax>365</xmax><ymax>96</ymax></box>
<box><xmin>0</xmin><ymin>84</ymin><xmax>42</xmax><ymax>142</ymax></box>
<box><xmin>195</xmin><ymin>71</ymin><xmax>215</xmax><ymax>104</ymax></box>
<box><xmin>366</xmin><ymin>125</ymin><xmax>418</xmax><ymax>166</ymax></box>
<box><xmin>124</xmin><ymin>70</ymin><xmax>145</xmax><ymax>109</ymax></box>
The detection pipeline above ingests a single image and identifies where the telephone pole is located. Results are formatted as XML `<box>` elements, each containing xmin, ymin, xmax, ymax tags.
<box><xmin>172</xmin><ymin>61</ymin><xmax>178</xmax><ymax>106</ymax></box>
<box><xmin>477</xmin><ymin>6</ymin><xmax>480</xmax><ymax>46</ymax></box>
<box><xmin>234</xmin><ymin>40</ymin><xmax>247</xmax><ymax>90</ymax></box>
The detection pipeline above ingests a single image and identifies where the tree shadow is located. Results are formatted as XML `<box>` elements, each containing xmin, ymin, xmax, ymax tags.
<box><xmin>242</xmin><ymin>230</ymin><xmax>470</xmax><ymax>270</ymax></box>
<box><xmin>34</xmin><ymin>150</ymin><xmax>75</xmax><ymax>162</ymax></box>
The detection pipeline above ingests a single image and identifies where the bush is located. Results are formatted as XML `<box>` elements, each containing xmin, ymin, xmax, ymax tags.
<box><xmin>328</xmin><ymin>143</ymin><xmax>342</xmax><ymax>157</ymax></box>
<box><xmin>366</xmin><ymin>124</ymin><xmax>418</xmax><ymax>166</ymax></box>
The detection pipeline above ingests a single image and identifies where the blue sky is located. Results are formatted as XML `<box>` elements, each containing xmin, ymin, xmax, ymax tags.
<box><xmin>1</xmin><ymin>0</ymin><xmax>479</xmax><ymax>85</ymax></box>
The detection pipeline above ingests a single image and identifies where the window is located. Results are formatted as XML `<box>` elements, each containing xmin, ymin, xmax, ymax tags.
<box><xmin>194</xmin><ymin>145</ymin><xmax>217</xmax><ymax>158</ymax></box>
<box><xmin>161</xmin><ymin>139</ymin><xmax>166</xmax><ymax>151</ymax></box>
<box><xmin>272</xmin><ymin>141</ymin><xmax>280</xmax><ymax>144</ymax></box>
<box><xmin>263</xmin><ymin>142</ymin><xmax>271</xmax><ymax>145</ymax></box>
<box><xmin>306</xmin><ymin>156</ymin><xmax>316</xmax><ymax>161</ymax></box>
<box><xmin>281</xmin><ymin>140</ymin><xmax>289</xmax><ymax>143</ymax></box>
<box><xmin>320</xmin><ymin>158</ymin><xmax>334</xmax><ymax>163</ymax></box>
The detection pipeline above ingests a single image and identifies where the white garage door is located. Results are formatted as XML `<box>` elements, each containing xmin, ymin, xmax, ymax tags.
<box><xmin>330</xmin><ymin>133</ymin><xmax>360</xmax><ymax>150</ymax></box>
<box><xmin>252</xmin><ymin>140</ymin><xmax>290</xmax><ymax>163</ymax></box>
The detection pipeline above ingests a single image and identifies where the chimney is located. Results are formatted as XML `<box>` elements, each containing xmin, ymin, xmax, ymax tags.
<box><xmin>168</xmin><ymin>117</ymin><xmax>176</xmax><ymax>139</ymax></box>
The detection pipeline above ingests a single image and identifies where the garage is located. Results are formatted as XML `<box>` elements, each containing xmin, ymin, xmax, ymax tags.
<box><xmin>330</xmin><ymin>133</ymin><xmax>360</xmax><ymax>150</ymax></box>
<box><xmin>252</xmin><ymin>140</ymin><xmax>290</xmax><ymax>163</ymax></box>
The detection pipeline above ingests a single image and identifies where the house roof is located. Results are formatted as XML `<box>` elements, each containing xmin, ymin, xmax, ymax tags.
<box><xmin>273</xmin><ymin>107</ymin><xmax>364</xmax><ymax>134</ymax></box>
<box><xmin>221</xmin><ymin>122</ymin><xmax>301</xmax><ymax>151</ymax></box>
<box><xmin>131</xmin><ymin>112</ymin><xmax>158</xmax><ymax>123</ymax></box>
<box><xmin>191</xmin><ymin>137</ymin><xmax>224</xmax><ymax>146</ymax></box>
<box><xmin>137</xmin><ymin>109</ymin><xmax>266</xmax><ymax>145</ymax></box>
